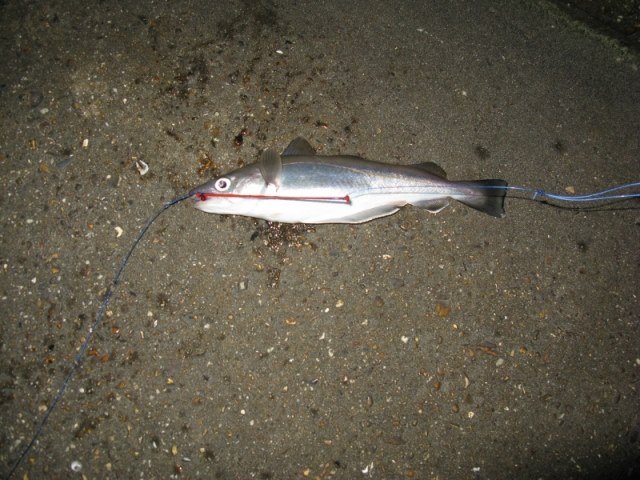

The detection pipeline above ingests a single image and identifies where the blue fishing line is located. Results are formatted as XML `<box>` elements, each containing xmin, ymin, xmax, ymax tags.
<box><xmin>491</xmin><ymin>181</ymin><xmax>640</xmax><ymax>202</ymax></box>
<box><xmin>7</xmin><ymin>192</ymin><xmax>192</xmax><ymax>479</ymax></box>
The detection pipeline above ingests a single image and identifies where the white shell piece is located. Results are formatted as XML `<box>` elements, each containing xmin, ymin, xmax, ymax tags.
<box><xmin>135</xmin><ymin>160</ymin><xmax>149</xmax><ymax>176</ymax></box>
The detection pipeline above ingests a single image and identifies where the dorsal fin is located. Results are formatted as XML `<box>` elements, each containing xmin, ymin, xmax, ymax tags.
<box><xmin>413</xmin><ymin>162</ymin><xmax>447</xmax><ymax>178</ymax></box>
<box><xmin>282</xmin><ymin>137</ymin><xmax>316</xmax><ymax>156</ymax></box>
<box><xmin>258</xmin><ymin>149</ymin><xmax>282</xmax><ymax>188</ymax></box>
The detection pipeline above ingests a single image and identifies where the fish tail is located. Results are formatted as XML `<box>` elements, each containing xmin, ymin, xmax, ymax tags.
<box><xmin>455</xmin><ymin>179</ymin><xmax>508</xmax><ymax>218</ymax></box>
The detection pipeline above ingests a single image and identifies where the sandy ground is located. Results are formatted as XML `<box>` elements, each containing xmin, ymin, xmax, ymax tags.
<box><xmin>1</xmin><ymin>1</ymin><xmax>639</xmax><ymax>479</ymax></box>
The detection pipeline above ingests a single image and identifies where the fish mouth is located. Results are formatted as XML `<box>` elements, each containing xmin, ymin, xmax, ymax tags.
<box><xmin>188</xmin><ymin>187</ymin><xmax>206</xmax><ymax>200</ymax></box>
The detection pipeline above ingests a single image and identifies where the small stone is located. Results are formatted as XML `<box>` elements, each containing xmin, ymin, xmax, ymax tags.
<box><xmin>496</xmin><ymin>358</ymin><xmax>505</xmax><ymax>367</ymax></box>
<box><xmin>383</xmin><ymin>435</ymin><xmax>405</xmax><ymax>445</ymax></box>
<box><xmin>435</xmin><ymin>303</ymin><xmax>450</xmax><ymax>318</ymax></box>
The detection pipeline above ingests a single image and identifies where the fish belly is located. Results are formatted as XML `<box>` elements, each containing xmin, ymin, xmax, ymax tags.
<box><xmin>248</xmin><ymin>193</ymin><xmax>448</xmax><ymax>224</ymax></box>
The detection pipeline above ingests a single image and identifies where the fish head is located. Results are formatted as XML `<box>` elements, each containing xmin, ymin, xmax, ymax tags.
<box><xmin>189</xmin><ymin>163</ymin><xmax>267</xmax><ymax>215</ymax></box>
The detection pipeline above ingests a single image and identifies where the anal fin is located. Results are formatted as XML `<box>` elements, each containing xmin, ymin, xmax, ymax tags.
<box><xmin>410</xmin><ymin>198</ymin><xmax>450</xmax><ymax>213</ymax></box>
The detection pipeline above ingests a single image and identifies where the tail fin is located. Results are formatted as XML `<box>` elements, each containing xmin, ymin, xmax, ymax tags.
<box><xmin>455</xmin><ymin>179</ymin><xmax>508</xmax><ymax>218</ymax></box>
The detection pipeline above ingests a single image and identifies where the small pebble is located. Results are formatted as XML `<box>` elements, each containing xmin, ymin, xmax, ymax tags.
<box><xmin>496</xmin><ymin>358</ymin><xmax>505</xmax><ymax>367</ymax></box>
<box><xmin>28</xmin><ymin>90</ymin><xmax>44</xmax><ymax>108</ymax></box>
<box><xmin>435</xmin><ymin>303</ymin><xmax>450</xmax><ymax>317</ymax></box>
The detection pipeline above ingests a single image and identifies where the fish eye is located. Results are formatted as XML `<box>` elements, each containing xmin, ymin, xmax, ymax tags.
<box><xmin>214</xmin><ymin>177</ymin><xmax>231</xmax><ymax>191</ymax></box>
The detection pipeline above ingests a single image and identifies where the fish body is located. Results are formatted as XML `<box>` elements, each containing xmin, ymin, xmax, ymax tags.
<box><xmin>191</xmin><ymin>138</ymin><xmax>507</xmax><ymax>223</ymax></box>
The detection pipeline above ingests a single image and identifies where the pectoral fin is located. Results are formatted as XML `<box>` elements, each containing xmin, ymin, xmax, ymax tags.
<box><xmin>258</xmin><ymin>149</ymin><xmax>283</xmax><ymax>188</ymax></box>
<box><xmin>282</xmin><ymin>137</ymin><xmax>316</xmax><ymax>156</ymax></box>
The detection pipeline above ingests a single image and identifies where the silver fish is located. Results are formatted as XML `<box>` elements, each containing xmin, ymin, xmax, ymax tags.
<box><xmin>190</xmin><ymin>137</ymin><xmax>507</xmax><ymax>223</ymax></box>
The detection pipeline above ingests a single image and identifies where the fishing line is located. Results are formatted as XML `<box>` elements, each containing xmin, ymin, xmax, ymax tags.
<box><xmin>503</xmin><ymin>181</ymin><xmax>640</xmax><ymax>202</ymax></box>
<box><xmin>6</xmin><ymin>192</ymin><xmax>192</xmax><ymax>479</ymax></box>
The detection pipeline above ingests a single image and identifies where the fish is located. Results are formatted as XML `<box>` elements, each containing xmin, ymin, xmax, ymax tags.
<box><xmin>190</xmin><ymin>137</ymin><xmax>508</xmax><ymax>223</ymax></box>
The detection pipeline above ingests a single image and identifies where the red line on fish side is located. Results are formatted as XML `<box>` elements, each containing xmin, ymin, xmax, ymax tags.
<box><xmin>196</xmin><ymin>192</ymin><xmax>351</xmax><ymax>204</ymax></box>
